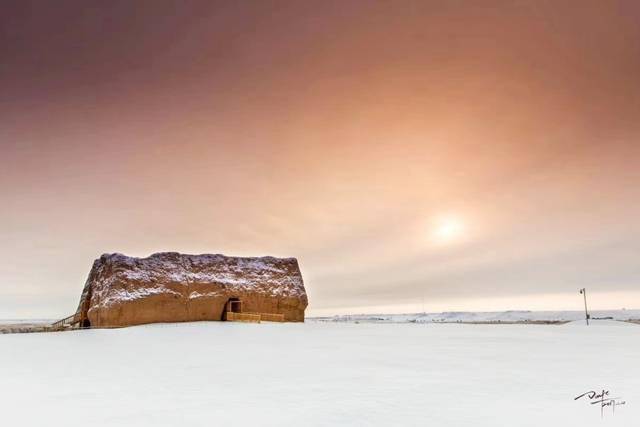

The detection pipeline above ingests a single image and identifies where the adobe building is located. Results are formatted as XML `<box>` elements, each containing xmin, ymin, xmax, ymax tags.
<box><xmin>65</xmin><ymin>252</ymin><xmax>307</xmax><ymax>328</ymax></box>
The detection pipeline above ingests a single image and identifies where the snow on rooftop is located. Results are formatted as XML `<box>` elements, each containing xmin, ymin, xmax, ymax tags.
<box><xmin>87</xmin><ymin>252</ymin><xmax>305</xmax><ymax>308</ymax></box>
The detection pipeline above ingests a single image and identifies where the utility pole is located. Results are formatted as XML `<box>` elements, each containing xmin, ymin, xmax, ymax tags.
<box><xmin>579</xmin><ymin>288</ymin><xmax>589</xmax><ymax>325</ymax></box>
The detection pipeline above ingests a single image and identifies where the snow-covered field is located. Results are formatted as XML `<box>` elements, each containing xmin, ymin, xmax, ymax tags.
<box><xmin>0</xmin><ymin>321</ymin><xmax>638</xmax><ymax>426</ymax></box>
<box><xmin>312</xmin><ymin>309</ymin><xmax>640</xmax><ymax>323</ymax></box>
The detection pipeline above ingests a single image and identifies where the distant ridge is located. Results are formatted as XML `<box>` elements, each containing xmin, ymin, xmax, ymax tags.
<box><xmin>310</xmin><ymin>309</ymin><xmax>640</xmax><ymax>324</ymax></box>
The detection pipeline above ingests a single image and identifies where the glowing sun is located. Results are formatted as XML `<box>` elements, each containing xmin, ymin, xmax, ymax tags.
<box><xmin>430</xmin><ymin>215</ymin><xmax>466</xmax><ymax>244</ymax></box>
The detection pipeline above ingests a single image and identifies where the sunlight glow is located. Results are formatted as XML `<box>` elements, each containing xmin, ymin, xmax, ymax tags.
<box><xmin>431</xmin><ymin>215</ymin><xmax>465</xmax><ymax>245</ymax></box>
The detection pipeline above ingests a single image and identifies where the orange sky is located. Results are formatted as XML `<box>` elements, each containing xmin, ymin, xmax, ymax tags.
<box><xmin>1</xmin><ymin>0</ymin><xmax>639</xmax><ymax>317</ymax></box>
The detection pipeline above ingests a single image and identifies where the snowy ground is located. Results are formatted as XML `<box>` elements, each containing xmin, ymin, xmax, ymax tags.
<box><xmin>0</xmin><ymin>321</ymin><xmax>638</xmax><ymax>426</ymax></box>
<box><xmin>311</xmin><ymin>309</ymin><xmax>640</xmax><ymax>323</ymax></box>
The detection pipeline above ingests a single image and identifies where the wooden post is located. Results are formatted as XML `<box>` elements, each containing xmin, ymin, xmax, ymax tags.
<box><xmin>579</xmin><ymin>288</ymin><xmax>589</xmax><ymax>325</ymax></box>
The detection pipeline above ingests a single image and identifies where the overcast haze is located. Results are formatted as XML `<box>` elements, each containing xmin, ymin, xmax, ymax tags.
<box><xmin>1</xmin><ymin>0</ymin><xmax>639</xmax><ymax>318</ymax></box>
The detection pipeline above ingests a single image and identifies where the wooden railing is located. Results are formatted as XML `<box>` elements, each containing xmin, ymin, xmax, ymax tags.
<box><xmin>224</xmin><ymin>312</ymin><xmax>285</xmax><ymax>323</ymax></box>
<box><xmin>257</xmin><ymin>313</ymin><xmax>285</xmax><ymax>322</ymax></box>
<box><xmin>225</xmin><ymin>312</ymin><xmax>261</xmax><ymax>323</ymax></box>
<box><xmin>49</xmin><ymin>310</ymin><xmax>285</xmax><ymax>329</ymax></box>
<box><xmin>51</xmin><ymin>314</ymin><xmax>81</xmax><ymax>330</ymax></box>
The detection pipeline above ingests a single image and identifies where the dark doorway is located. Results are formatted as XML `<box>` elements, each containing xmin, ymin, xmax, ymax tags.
<box><xmin>222</xmin><ymin>297</ymin><xmax>242</xmax><ymax>320</ymax></box>
<box><xmin>81</xmin><ymin>319</ymin><xmax>91</xmax><ymax>328</ymax></box>
<box><xmin>229</xmin><ymin>298</ymin><xmax>242</xmax><ymax>313</ymax></box>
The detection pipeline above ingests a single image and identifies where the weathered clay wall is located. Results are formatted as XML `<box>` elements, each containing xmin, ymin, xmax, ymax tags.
<box><xmin>75</xmin><ymin>252</ymin><xmax>308</xmax><ymax>327</ymax></box>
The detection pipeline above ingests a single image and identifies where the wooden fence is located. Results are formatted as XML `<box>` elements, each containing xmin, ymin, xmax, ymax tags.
<box><xmin>225</xmin><ymin>312</ymin><xmax>261</xmax><ymax>323</ymax></box>
<box><xmin>51</xmin><ymin>314</ymin><xmax>80</xmax><ymax>330</ymax></box>
<box><xmin>224</xmin><ymin>312</ymin><xmax>286</xmax><ymax>323</ymax></box>
<box><xmin>257</xmin><ymin>313</ymin><xmax>285</xmax><ymax>322</ymax></box>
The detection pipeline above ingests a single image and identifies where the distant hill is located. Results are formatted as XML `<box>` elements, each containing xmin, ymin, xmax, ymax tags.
<box><xmin>310</xmin><ymin>309</ymin><xmax>640</xmax><ymax>324</ymax></box>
